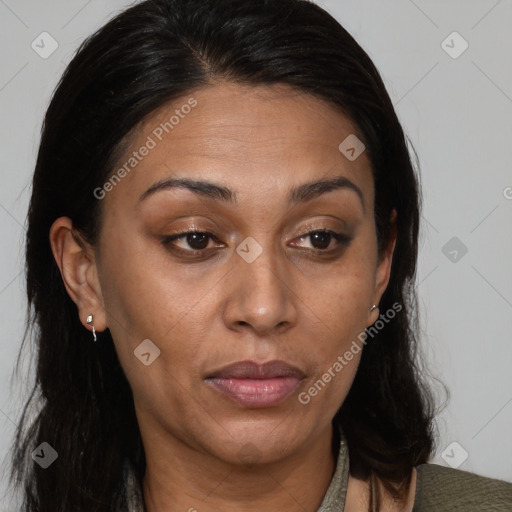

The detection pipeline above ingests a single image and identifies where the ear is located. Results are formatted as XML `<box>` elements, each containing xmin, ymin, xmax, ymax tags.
<box><xmin>49</xmin><ymin>217</ymin><xmax>107</xmax><ymax>336</ymax></box>
<box><xmin>368</xmin><ymin>209</ymin><xmax>397</xmax><ymax>325</ymax></box>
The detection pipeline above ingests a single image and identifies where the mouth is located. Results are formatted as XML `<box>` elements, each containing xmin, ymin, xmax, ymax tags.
<box><xmin>204</xmin><ymin>360</ymin><xmax>305</xmax><ymax>408</ymax></box>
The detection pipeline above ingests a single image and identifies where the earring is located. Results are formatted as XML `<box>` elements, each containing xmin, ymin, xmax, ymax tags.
<box><xmin>86</xmin><ymin>314</ymin><xmax>97</xmax><ymax>342</ymax></box>
<box><xmin>369</xmin><ymin>304</ymin><xmax>378</xmax><ymax>313</ymax></box>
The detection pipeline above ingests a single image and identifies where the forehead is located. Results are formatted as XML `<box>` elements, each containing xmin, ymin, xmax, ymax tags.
<box><xmin>103</xmin><ymin>82</ymin><xmax>373</xmax><ymax>210</ymax></box>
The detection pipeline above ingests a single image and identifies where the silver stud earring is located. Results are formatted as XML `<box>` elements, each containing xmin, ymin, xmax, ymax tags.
<box><xmin>369</xmin><ymin>304</ymin><xmax>378</xmax><ymax>313</ymax></box>
<box><xmin>86</xmin><ymin>314</ymin><xmax>97</xmax><ymax>342</ymax></box>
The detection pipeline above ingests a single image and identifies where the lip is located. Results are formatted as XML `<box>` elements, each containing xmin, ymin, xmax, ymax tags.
<box><xmin>205</xmin><ymin>360</ymin><xmax>305</xmax><ymax>408</ymax></box>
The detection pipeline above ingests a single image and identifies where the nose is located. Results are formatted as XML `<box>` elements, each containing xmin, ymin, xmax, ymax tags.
<box><xmin>222</xmin><ymin>244</ymin><xmax>298</xmax><ymax>337</ymax></box>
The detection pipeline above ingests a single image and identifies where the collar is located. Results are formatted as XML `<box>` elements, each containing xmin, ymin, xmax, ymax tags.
<box><xmin>316</xmin><ymin>424</ymin><xmax>350</xmax><ymax>511</ymax></box>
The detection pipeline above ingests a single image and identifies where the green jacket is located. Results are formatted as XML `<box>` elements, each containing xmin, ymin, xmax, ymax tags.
<box><xmin>317</xmin><ymin>432</ymin><xmax>512</xmax><ymax>511</ymax></box>
<box><xmin>412</xmin><ymin>462</ymin><xmax>512</xmax><ymax>511</ymax></box>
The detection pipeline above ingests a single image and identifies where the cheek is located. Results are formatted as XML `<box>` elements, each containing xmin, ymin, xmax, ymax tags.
<box><xmin>297</xmin><ymin>243</ymin><xmax>376</xmax><ymax>409</ymax></box>
<box><xmin>299</xmin><ymin>286</ymin><xmax>367</xmax><ymax>417</ymax></box>
<box><xmin>308</xmin><ymin>255</ymin><xmax>376</xmax><ymax>349</ymax></box>
<box><xmin>97</xmin><ymin>236</ymin><xmax>217</xmax><ymax>408</ymax></box>
<box><xmin>98</xmin><ymin>226</ymin><xmax>191</xmax><ymax>338</ymax></box>
<box><xmin>297</xmin><ymin>328</ymin><xmax>363</xmax><ymax>424</ymax></box>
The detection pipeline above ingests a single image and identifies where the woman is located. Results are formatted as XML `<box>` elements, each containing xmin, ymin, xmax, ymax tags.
<box><xmin>10</xmin><ymin>0</ymin><xmax>512</xmax><ymax>511</ymax></box>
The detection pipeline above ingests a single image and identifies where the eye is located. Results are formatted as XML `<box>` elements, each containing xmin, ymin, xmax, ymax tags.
<box><xmin>291</xmin><ymin>229</ymin><xmax>352</xmax><ymax>252</ymax></box>
<box><xmin>162</xmin><ymin>228</ymin><xmax>352</xmax><ymax>258</ymax></box>
<box><xmin>162</xmin><ymin>230</ymin><xmax>224</xmax><ymax>255</ymax></box>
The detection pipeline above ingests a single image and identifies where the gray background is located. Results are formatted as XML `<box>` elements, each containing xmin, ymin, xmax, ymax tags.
<box><xmin>1</xmin><ymin>0</ymin><xmax>511</xmax><ymax>506</ymax></box>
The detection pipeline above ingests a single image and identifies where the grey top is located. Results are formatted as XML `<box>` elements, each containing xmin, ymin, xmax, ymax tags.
<box><xmin>126</xmin><ymin>429</ymin><xmax>512</xmax><ymax>511</ymax></box>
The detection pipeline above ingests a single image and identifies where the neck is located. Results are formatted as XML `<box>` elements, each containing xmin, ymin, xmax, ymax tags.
<box><xmin>142</xmin><ymin>423</ymin><xmax>337</xmax><ymax>512</ymax></box>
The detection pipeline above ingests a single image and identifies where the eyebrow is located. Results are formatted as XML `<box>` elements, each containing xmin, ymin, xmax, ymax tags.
<box><xmin>138</xmin><ymin>174</ymin><xmax>365</xmax><ymax>212</ymax></box>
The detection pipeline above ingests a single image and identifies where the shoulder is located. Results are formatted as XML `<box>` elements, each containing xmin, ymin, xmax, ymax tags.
<box><xmin>413</xmin><ymin>463</ymin><xmax>512</xmax><ymax>512</ymax></box>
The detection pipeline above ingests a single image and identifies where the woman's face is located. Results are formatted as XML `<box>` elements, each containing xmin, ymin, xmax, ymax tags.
<box><xmin>90</xmin><ymin>83</ymin><xmax>395</xmax><ymax>465</ymax></box>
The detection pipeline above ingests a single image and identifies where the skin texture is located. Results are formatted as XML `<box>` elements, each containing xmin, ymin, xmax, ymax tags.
<box><xmin>49</xmin><ymin>82</ymin><xmax>412</xmax><ymax>511</ymax></box>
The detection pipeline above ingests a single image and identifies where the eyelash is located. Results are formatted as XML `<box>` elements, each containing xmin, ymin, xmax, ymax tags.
<box><xmin>161</xmin><ymin>228</ymin><xmax>352</xmax><ymax>257</ymax></box>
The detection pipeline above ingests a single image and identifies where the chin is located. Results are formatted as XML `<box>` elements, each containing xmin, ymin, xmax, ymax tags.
<box><xmin>204</xmin><ymin>420</ymin><xmax>307</xmax><ymax>465</ymax></box>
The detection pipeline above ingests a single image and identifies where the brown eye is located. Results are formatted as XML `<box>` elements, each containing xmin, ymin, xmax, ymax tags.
<box><xmin>309</xmin><ymin>231</ymin><xmax>331</xmax><ymax>250</ymax></box>
<box><xmin>162</xmin><ymin>230</ymin><xmax>222</xmax><ymax>255</ymax></box>
<box><xmin>293</xmin><ymin>230</ymin><xmax>352</xmax><ymax>252</ymax></box>
<box><xmin>182</xmin><ymin>232</ymin><xmax>210</xmax><ymax>250</ymax></box>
